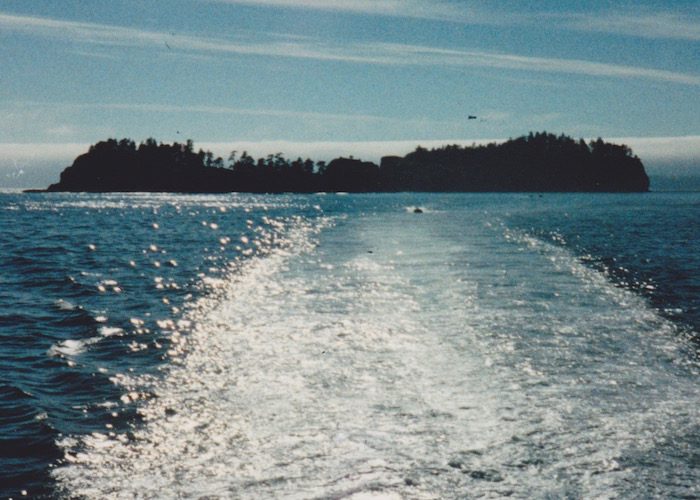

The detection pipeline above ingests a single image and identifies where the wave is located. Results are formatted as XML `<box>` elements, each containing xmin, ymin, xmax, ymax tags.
<box><xmin>52</xmin><ymin>207</ymin><xmax>700</xmax><ymax>498</ymax></box>
<box><xmin>53</xmin><ymin>211</ymin><xmax>326</xmax><ymax>497</ymax></box>
<box><xmin>0</xmin><ymin>383</ymin><xmax>61</xmax><ymax>496</ymax></box>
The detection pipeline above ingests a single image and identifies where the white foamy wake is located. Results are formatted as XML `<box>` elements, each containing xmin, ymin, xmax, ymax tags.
<box><xmin>54</xmin><ymin>211</ymin><xmax>700</xmax><ymax>499</ymax></box>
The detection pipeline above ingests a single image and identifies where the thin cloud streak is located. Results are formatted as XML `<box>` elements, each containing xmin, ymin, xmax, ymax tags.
<box><xmin>212</xmin><ymin>1</ymin><xmax>700</xmax><ymax>42</ymax></box>
<box><xmin>615</xmin><ymin>135</ymin><xmax>700</xmax><ymax>162</ymax></box>
<box><xmin>562</xmin><ymin>12</ymin><xmax>700</xmax><ymax>42</ymax></box>
<box><xmin>90</xmin><ymin>103</ymin><xmax>388</xmax><ymax>123</ymax></box>
<box><xmin>15</xmin><ymin>101</ymin><xmax>400</xmax><ymax>125</ymax></box>
<box><xmin>1</xmin><ymin>12</ymin><xmax>699</xmax><ymax>85</ymax></box>
<box><xmin>206</xmin><ymin>0</ymin><xmax>480</xmax><ymax>23</ymax></box>
<box><xmin>0</xmin><ymin>143</ymin><xmax>88</xmax><ymax>161</ymax></box>
<box><xmin>366</xmin><ymin>42</ymin><xmax>700</xmax><ymax>85</ymax></box>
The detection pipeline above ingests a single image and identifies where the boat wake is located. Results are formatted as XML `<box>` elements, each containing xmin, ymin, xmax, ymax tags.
<box><xmin>53</xmin><ymin>206</ymin><xmax>700</xmax><ymax>499</ymax></box>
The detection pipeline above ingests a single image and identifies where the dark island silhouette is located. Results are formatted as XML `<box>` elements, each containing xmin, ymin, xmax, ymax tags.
<box><xmin>41</xmin><ymin>132</ymin><xmax>650</xmax><ymax>193</ymax></box>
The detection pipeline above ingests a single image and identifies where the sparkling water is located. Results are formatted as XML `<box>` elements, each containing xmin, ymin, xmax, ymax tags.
<box><xmin>1</xmin><ymin>192</ymin><xmax>698</xmax><ymax>498</ymax></box>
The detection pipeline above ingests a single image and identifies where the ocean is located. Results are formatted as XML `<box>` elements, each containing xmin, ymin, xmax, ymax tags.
<box><xmin>1</xmin><ymin>192</ymin><xmax>698</xmax><ymax>499</ymax></box>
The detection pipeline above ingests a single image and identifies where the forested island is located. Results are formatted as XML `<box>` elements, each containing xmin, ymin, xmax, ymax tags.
<box><xmin>42</xmin><ymin>132</ymin><xmax>650</xmax><ymax>193</ymax></box>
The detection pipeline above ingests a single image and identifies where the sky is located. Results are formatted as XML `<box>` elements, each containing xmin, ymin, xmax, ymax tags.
<box><xmin>1</xmin><ymin>0</ymin><xmax>699</xmax><ymax>187</ymax></box>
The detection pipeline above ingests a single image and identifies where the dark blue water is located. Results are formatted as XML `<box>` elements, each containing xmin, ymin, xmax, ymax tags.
<box><xmin>1</xmin><ymin>192</ymin><xmax>698</xmax><ymax>498</ymax></box>
<box><xmin>505</xmin><ymin>193</ymin><xmax>700</xmax><ymax>341</ymax></box>
<box><xmin>0</xmin><ymin>193</ymin><xmax>321</xmax><ymax>498</ymax></box>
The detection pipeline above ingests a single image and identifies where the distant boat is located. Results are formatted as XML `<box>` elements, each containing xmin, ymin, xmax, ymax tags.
<box><xmin>468</xmin><ymin>115</ymin><xmax>477</xmax><ymax>120</ymax></box>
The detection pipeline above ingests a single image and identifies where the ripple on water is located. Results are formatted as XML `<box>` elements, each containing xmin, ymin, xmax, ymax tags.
<box><xmin>47</xmin><ymin>339</ymin><xmax>95</xmax><ymax>357</ymax></box>
<box><xmin>3</xmin><ymin>193</ymin><xmax>699</xmax><ymax>499</ymax></box>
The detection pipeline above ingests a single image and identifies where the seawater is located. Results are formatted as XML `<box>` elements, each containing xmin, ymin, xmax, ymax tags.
<box><xmin>1</xmin><ymin>192</ymin><xmax>698</xmax><ymax>499</ymax></box>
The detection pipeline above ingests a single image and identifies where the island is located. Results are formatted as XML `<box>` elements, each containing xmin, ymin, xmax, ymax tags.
<box><xmin>41</xmin><ymin>132</ymin><xmax>650</xmax><ymax>193</ymax></box>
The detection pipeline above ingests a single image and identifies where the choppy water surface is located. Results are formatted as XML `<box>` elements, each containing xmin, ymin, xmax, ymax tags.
<box><xmin>1</xmin><ymin>192</ymin><xmax>698</xmax><ymax>498</ymax></box>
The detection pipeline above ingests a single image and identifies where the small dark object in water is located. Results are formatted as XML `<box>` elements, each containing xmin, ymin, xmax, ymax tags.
<box><xmin>413</xmin><ymin>207</ymin><xmax>423</xmax><ymax>213</ymax></box>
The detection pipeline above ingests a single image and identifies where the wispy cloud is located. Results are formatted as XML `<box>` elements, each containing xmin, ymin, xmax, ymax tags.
<box><xmin>0</xmin><ymin>12</ymin><xmax>169</xmax><ymax>47</ymax></box>
<box><xmin>102</xmin><ymin>103</ymin><xmax>389</xmax><ymax>123</ymax></box>
<box><xmin>360</xmin><ymin>42</ymin><xmax>700</xmax><ymax>86</ymax></box>
<box><xmin>562</xmin><ymin>11</ymin><xmax>700</xmax><ymax>42</ymax></box>
<box><xmin>0</xmin><ymin>142</ymin><xmax>88</xmax><ymax>161</ymax></box>
<box><xmin>205</xmin><ymin>0</ymin><xmax>486</xmax><ymax>23</ymax></box>
<box><xmin>16</xmin><ymin>101</ymin><xmax>397</xmax><ymax>125</ymax></box>
<box><xmin>615</xmin><ymin>135</ymin><xmax>700</xmax><ymax>162</ymax></box>
<box><xmin>1</xmin><ymin>11</ymin><xmax>699</xmax><ymax>86</ymax></box>
<box><xmin>210</xmin><ymin>1</ymin><xmax>700</xmax><ymax>42</ymax></box>
<box><xmin>45</xmin><ymin>124</ymin><xmax>78</xmax><ymax>137</ymax></box>
<box><xmin>10</xmin><ymin>101</ymin><xmax>471</xmax><ymax>139</ymax></box>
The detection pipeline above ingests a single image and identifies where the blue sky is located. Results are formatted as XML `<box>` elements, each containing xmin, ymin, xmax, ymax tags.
<box><xmin>1</xmin><ymin>0</ymin><xmax>699</xmax><ymax>187</ymax></box>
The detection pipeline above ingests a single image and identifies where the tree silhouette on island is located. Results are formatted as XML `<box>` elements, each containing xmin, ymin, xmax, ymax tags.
<box><xmin>43</xmin><ymin>132</ymin><xmax>650</xmax><ymax>193</ymax></box>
